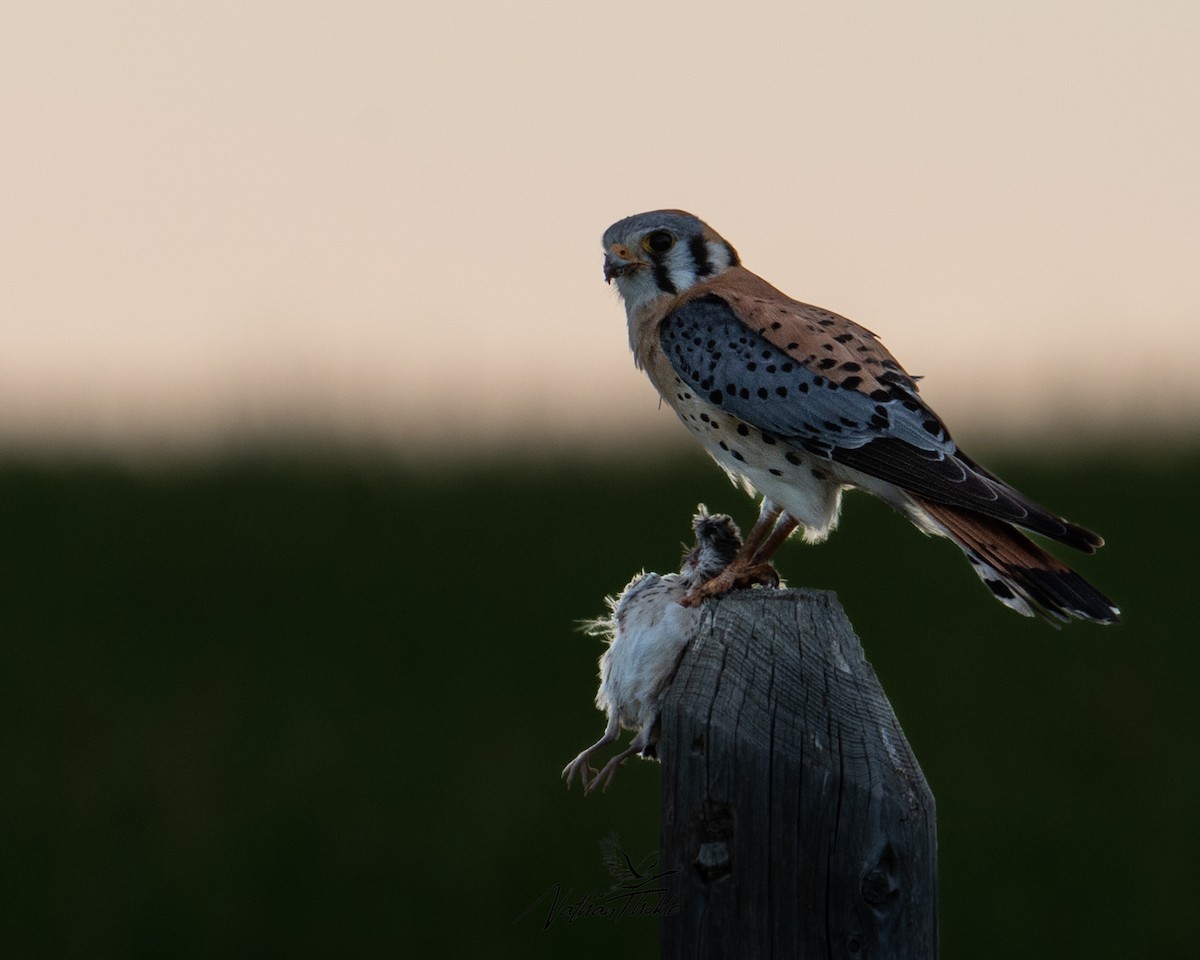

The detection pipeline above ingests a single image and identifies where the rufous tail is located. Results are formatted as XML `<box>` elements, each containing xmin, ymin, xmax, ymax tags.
<box><xmin>917</xmin><ymin>499</ymin><xmax>1120</xmax><ymax>625</ymax></box>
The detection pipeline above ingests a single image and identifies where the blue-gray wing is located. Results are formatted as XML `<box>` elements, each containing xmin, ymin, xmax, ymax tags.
<box><xmin>660</xmin><ymin>293</ymin><xmax>1101</xmax><ymax>551</ymax></box>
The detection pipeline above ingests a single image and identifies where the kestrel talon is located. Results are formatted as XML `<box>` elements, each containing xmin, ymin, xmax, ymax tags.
<box><xmin>602</xmin><ymin>209</ymin><xmax>1118</xmax><ymax>625</ymax></box>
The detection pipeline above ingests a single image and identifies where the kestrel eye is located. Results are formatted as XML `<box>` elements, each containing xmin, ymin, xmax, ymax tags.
<box><xmin>642</xmin><ymin>231</ymin><xmax>675</xmax><ymax>254</ymax></box>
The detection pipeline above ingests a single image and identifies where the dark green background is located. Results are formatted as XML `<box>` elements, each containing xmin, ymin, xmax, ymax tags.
<box><xmin>0</xmin><ymin>449</ymin><xmax>1193</xmax><ymax>957</ymax></box>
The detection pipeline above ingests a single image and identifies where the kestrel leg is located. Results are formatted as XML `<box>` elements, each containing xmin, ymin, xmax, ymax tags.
<box><xmin>750</xmin><ymin>514</ymin><xmax>800</xmax><ymax>567</ymax></box>
<box><xmin>738</xmin><ymin>498</ymin><xmax>783</xmax><ymax>556</ymax></box>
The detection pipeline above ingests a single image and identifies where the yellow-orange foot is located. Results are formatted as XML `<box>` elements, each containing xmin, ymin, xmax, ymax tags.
<box><xmin>679</xmin><ymin>559</ymin><xmax>780</xmax><ymax>607</ymax></box>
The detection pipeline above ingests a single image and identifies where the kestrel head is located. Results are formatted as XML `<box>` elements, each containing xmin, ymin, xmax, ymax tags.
<box><xmin>602</xmin><ymin>210</ymin><xmax>740</xmax><ymax>310</ymax></box>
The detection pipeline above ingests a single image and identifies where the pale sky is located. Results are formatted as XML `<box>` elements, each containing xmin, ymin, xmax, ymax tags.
<box><xmin>2</xmin><ymin>1</ymin><xmax>1197</xmax><ymax>459</ymax></box>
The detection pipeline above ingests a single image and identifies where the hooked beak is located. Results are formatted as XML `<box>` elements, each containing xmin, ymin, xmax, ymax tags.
<box><xmin>603</xmin><ymin>251</ymin><xmax>639</xmax><ymax>283</ymax></box>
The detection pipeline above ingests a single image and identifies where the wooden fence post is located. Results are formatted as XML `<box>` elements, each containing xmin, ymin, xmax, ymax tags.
<box><xmin>658</xmin><ymin>589</ymin><xmax>938</xmax><ymax>959</ymax></box>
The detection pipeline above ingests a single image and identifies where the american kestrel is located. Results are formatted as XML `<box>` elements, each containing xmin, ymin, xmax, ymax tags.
<box><xmin>563</xmin><ymin>509</ymin><xmax>743</xmax><ymax>794</ymax></box>
<box><xmin>602</xmin><ymin>210</ymin><xmax>1118</xmax><ymax>625</ymax></box>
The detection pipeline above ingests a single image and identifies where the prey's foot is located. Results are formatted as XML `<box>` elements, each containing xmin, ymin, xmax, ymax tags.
<box><xmin>679</xmin><ymin>560</ymin><xmax>780</xmax><ymax>607</ymax></box>
<box><xmin>562</xmin><ymin>753</ymin><xmax>598</xmax><ymax>791</ymax></box>
<box><xmin>587</xmin><ymin>746</ymin><xmax>639</xmax><ymax>794</ymax></box>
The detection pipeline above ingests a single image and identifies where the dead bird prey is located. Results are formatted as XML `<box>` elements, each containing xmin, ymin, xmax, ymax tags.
<box><xmin>562</xmin><ymin>509</ymin><xmax>744</xmax><ymax>794</ymax></box>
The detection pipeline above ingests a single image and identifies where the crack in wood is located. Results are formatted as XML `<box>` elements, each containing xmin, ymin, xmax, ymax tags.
<box><xmin>659</xmin><ymin>589</ymin><xmax>938</xmax><ymax>959</ymax></box>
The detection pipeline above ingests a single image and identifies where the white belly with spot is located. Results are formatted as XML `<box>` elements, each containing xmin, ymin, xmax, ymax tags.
<box><xmin>664</xmin><ymin>387</ymin><xmax>846</xmax><ymax>542</ymax></box>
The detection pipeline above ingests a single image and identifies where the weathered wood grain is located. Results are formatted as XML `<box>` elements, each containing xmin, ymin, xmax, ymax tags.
<box><xmin>659</xmin><ymin>589</ymin><xmax>937</xmax><ymax>959</ymax></box>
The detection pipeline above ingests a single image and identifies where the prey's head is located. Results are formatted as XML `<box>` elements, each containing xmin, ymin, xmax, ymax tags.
<box><xmin>602</xmin><ymin>210</ymin><xmax>740</xmax><ymax>311</ymax></box>
<box><xmin>682</xmin><ymin>506</ymin><xmax>743</xmax><ymax>582</ymax></box>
